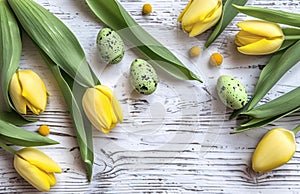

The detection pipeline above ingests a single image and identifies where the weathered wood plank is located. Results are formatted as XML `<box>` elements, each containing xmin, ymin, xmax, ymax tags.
<box><xmin>0</xmin><ymin>0</ymin><xmax>300</xmax><ymax>193</ymax></box>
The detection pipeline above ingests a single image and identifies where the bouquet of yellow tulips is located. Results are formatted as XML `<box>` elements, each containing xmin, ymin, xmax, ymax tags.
<box><xmin>225</xmin><ymin>5</ymin><xmax>300</xmax><ymax>172</ymax></box>
<box><xmin>1</xmin><ymin>0</ymin><xmax>206</xmax><ymax>188</ymax></box>
<box><xmin>4</xmin><ymin>0</ymin><xmax>126</xmax><ymax>182</ymax></box>
<box><xmin>230</xmin><ymin>5</ymin><xmax>300</xmax><ymax>132</ymax></box>
<box><xmin>0</xmin><ymin>1</ymin><xmax>62</xmax><ymax>191</ymax></box>
<box><xmin>1</xmin><ymin>0</ymin><xmax>124</xmax><ymax>186</ymax></box>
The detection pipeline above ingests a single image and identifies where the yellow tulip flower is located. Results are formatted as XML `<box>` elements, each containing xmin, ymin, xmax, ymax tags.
<box><xmin>9</xmin><ymin>69</ymin><xmax>48</xmax><ymax>115</ymax></box>
<box><xmin>252</xmin><ymin>128</ymin><xmax>296</xmax><ymax>173</ymax></box>
<box><xmin>235</xmin><ymin>20</ymin><xmax>284</xmax><ymax>55</ymax></box>
<box><xmin>14</xmin><ymin>147</ymin><xmax>61</xmax><ymax>192</ymax></box>
<box><xmin>82</xmin><ymin>85</ymin><xmax>123</xmax><ymax>134</ymax></box>
<box><xmin>178</xmin><ymin>0</ymin><xmax>222</xmax><ymax>37</ymax></box>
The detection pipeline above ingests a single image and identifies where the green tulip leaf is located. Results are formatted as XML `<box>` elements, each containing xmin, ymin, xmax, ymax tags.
<box><xmin>205</xmin><ymin>0</ymin><xmax>248</xmax><ymax>48</ymax></box>
<box><xmin>231</xmin><ymin>41</ymin><xmax>300</xmax><ymax>120</ymax></box>
<box><xmin>279</xmin><ymin>41</ymin><xmax>297</xmax><ymax>52</ymax></box>
<box><xmin>0</xmin><ymin>119</ymin><xmax>58</xmax><ymax>146</ymax></box>
<box><xmin>41</xmin><ymin>51</ymin><xmax>94</xmax><ymax>181</ymax></box>
<box><xmin>279</xmin><ymin>28</ymin><xmax>300</xmax><ymax>51</ymax></box>
<box><xmin>0</xmin><ymin>110</ymin><xmax>38</xmax><ymax>126</ymax></box>
<box><xmin>229</xmin><ymin>51</ymin><xmax>284</xmax><ymax>119</ymax></box>
<box><xmin>0</xmin><ymin>0</ymin><xmax>21</xmax><ymax>111</ymax></box>
<box><xmin>231</xmin><ymin>106</ymin><xmax>300</xmax><ymax>134</ymax></box>
<box><xmin>233</xmin><ymin>5</ymin><xmax>300</xmax><ymax>28</ymax></box>
<box><xmin>244</xmin><ymin>86</ymin><xmax>300</xmax><ymax>119</ymax></box>
<box><xmin>8</xmin><ymin>0</ymin><xmax>99</xmax><ymax>88</ymax></box>
<box><xmin>86</xmin><ymin>0</ymin><xmax>202</xmax><ymax>82</ymax></box>
<box><xmin>247</xmin><ymin>40</ymin><xmax>300</xmax><ymax>111</ymax></box>
<box><xmin>231</xmin><ymin>39</ymin><xmax>300</xmax><ymax>119</ymax></box>
<box><xmin>283</xmin><ymin>28</ymin><xmax>300</xmax><ymax>36</ymax></box>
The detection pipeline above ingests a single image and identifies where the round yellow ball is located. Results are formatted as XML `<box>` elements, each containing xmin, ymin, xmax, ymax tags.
<box><xmin>189</xmin><ymin>46</ymin><xmax>201</xmax><ymax>57</ymax></box>
<box><xmin>38</xmin><ymin>125</ymin><xmax>50</xmax><ymax>136</ymax></box>
<box><xmin>142</xmin><ymin>4</ymin><xmax>152</xmax><ymax>15</ymax></box>
<box><xmin>210</xmin><ymin>52</ymin><xmax>223</xmax><ymax>66</ymax></box>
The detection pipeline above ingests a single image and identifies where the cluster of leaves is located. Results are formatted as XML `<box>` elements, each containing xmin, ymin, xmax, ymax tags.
<box><xmin>0</xmin><ymin>0</ymin><xmax>58</xmax><ymax>149</ymax></box>
<box><xmin>230</xmin><ymin>5</ymin><xmax>300</xmax><ymax>133</ymax></box>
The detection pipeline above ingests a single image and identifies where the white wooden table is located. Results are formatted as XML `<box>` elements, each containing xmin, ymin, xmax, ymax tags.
<box><xmin>1</xmin><ymin>0</ymin><xmax>300</xmax><ymax>193</ymax></box>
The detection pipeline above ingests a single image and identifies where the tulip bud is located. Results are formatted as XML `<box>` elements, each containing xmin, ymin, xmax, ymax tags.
<box><xmin>14</xmin><ymin>147</ymin><xmax>61</xmax><ymax>192</ymax></box>
<box><xmin>178</xmin><ymin>0</ymin><xmax>222</xmax><ymax>37</ymax></box>
<box><xmin>252</xmin><ymin>128</ymin><xmax>296</xmax><ymax>173</ymax></box>
<box><xmin>235</xmin><ymin>20</ymin><xmax>284</xmax><ymax>55</ymax></box>
<box><xmin>9</xmin><ymin>69</ymin><xmax>48</xmax><ymax>115</ymax></box>
<box><xmin>82</xmin><ymin>85</ymin><xmax>123</xmax><ymax>134</ymax></box>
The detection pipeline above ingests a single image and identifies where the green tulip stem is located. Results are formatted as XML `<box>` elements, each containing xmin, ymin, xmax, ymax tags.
<box><xmin>0</xmin><ymin>140</ymin><xmax>16</xmax><ymax>154</ymax></box>
<box><xmin>292</xmin><ymin>124</ymin><xmax>300</xmax><ymax>135</ymax></box>
<box><xmin>284</xmin><ymin>35</ymin><xmax>300</xmax><ymax>40</ymax></box>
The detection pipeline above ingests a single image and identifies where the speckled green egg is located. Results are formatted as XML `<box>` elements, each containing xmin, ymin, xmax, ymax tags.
<box><xmin>217</xmin><ymin>75</ymin><xmax>248</xmax><ymax>109</ymax></box>
<box><xmin>130</xmin><ymin>59</ymin><xmax>158</xmax><ymax>95</ymax></box>
<box><xmin>97</xmin><ymin>28</ymin><xmax>125</xmax><ymax>64</ymax></box>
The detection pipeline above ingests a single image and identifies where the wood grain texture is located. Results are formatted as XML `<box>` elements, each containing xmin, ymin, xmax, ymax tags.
<box><xmin>0</xmin><ymin>0</ymin><xmax>300</xmax><ymax>193</ymax></box>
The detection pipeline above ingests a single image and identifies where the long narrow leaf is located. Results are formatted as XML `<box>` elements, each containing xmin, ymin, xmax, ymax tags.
<box><xmin>0</xmin><ymin>119</ymin><xmax>58</xmax><ymax>146</ymax></box>
<box><xmin>41</xmin><ymin>52</ymin><xmax>94</xmax><ymax>181</ymax></box>
<box><xmin>86</xmin><ymin>0</ymin><xmax>202</xmax><ymax>82</ymax></box>
<box><xmin>233</xmin><ymin>5</ymin><xmax>300</xmax><ymax>28</ymax></box>
<box><xmin>0</xmin><ymin>110</ymin><xmax>37</xmax><ymax>126</ymax></box>
<box><xmin>0</xmin><ymin>0</ymin><xmax>21</xmax><ymax>110</ymax></box>
<box><xmin>247</xmin><ymin>40</ymin><xmax>300</xmax><ymax>110</ymax></box>
<box><xmin>0</xmin><ymin>0</ymin><xmax>38</xmax><ymax>124</ymax></box>
<box><xmin>8</xmin><ymin>0</ymin><xmax>99</xmax><ymax>87</ymax></box>
<box><xmin>279</xmin><ymin>28</ymin><xmax>300</xmax><ymax>51</ymax></box>
<box><xmin>251</xmin><ymin>51</ymin><xmax>284</xmax><ymax>96</ymax></box>
<box><xmin>231</xmin><ymin>106</ymin><xmax>300</xmax><ymax>134</ymax></box>
<box><xmin>205</xmin><ymin>0</ymin><xmax>248</xmax><ymax>47</ymax></box>
<box><xmin>244</xmin><ymin>86</ymin><xmax>300</xmax><ymax>118</ymax></box>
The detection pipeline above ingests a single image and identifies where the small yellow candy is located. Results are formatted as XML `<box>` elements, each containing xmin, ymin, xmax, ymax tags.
<box><xmin>142</xmin><ymin>4</ymin><xmax>152</xmax><ymax>15</ymax></box>
<box><xmin>38</xmin><ymin>125</ymin><xmax>50</xmax><ymax>136</ymax></box>
<box><xmin>210</xmin><ymin>52</ymin><xmax>223</xmax><ymax>66</ymax></box>
<box><xmin>189</xmin><ymin>46</ymin><xmax>201</xmax><ymax>57</ymax></box>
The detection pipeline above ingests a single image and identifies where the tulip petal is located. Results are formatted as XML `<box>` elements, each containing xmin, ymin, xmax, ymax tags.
<box><xmin>177</xmin><ymin>0</ymin><xmax>193</xmax><ymax>22</ymax></box>
<box><xmin>181</xmin><ymin>0</ymin><xmax>220</xmax><ymax>27</ymax></box>
<box><xmin>201</xmin><ymin>0</ymin><xmax>222</xmax><ymax>24</ymax></box>
<box><xmin>9</xmin><ymin>73</ymin><xmax>27</xmax><ymax>114</ymax></box>
<box><xmin>237</xmin><ymin>20</ymin><xmax>283</xmax><ymax>38</ymax></box>
<box><xmin>182</xmin><ymin>24</ymin><xmax>193</xmax><ymax>33</ymax></box>
<box><xmin>111</xmin><ymin>96</ymin><xmax>123</xmax><ymax>123</ymax></box>
<box><xmin>47</xmin><ymin>173</ymin><xmax>56</xmax><ymax>186</ymax></box>
<box><xmin>14</xmin><ymin>155</ymin><xmax>51</xmax><ymax>191</ymax></box>
<box><xmin>95</xmin><ymin>85</ymin><xmax>123</xmax><ymax>123</ymax></box>
<box><xmin>82</xmin><ymin>88</ymin><xmax>113</xmax><ymax>131</ymax></box>
<box><xmin>252</xmin><ymin>128</ymin><xmax>296</xmax><ymax>172</ymax></box>
<box><xmin>237</xmin><ymin>38</ymin><xmax>283</xmax><ymax>55</ymax></box>
<box><xmin>19</xmin><ymin>70</ymin><xmax>48</xmax><ymax>108</ymax></box>
<box><xmin>188</xmin><ymin>4</ymin><xmax>222</xmax><ymax>37</ymax></box>
<box><xmin>95</xmin><ymin>86</ymin><xmax>118</xmax><ymax>125</ymax></box>
<box><xmin>235</xmin><ymin>31</ymin><xmax>264</xmax><ymax>46</ymax></box>
<box><xmin>95</xmin><ymin>85</ymin><xmax>113</xmax><ymax>100</ymax></box>
<box><xmin>17</xmin><ymin>147</ymin><xmax>62</xmax><ymax>173</ymax></box>
<box><xmin>27</xmin><ymin>104</ymin><xmax>43</xmax><ymax>115</ymax></box>
<box><xmin>18</xmin><ymin>70</ymin><xmax>48</xmax><ymax>114</ymax></box>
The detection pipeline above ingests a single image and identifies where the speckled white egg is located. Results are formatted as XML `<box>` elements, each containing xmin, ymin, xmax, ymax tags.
<box><xmin>217</xmin><ymin>75</ymin><xmax>248</xmax><ymax>109</ymax></box>
<box><xmin>96</xmin><ymin>28</ymin><xmax>125</xmax><ymax>64</ymax></box>
<box><xmin>130</xmin><ymin>59</ymin><xmax>158</xmax><ymax>95</ymax></box>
